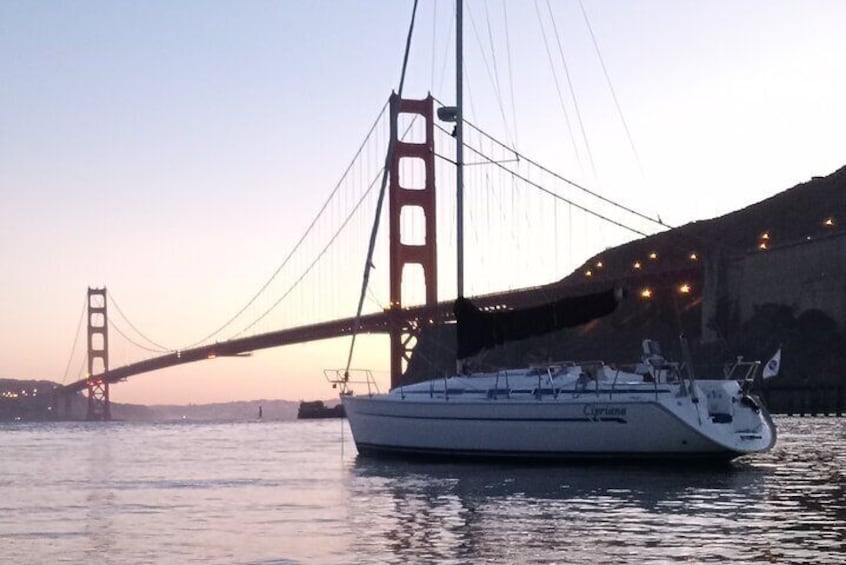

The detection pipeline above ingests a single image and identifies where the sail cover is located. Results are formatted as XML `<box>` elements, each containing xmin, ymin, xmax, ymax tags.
<box><xmin>454</xmin><ymin>288</ymin><xmax>622</xmax><ymax>359</ymax></box>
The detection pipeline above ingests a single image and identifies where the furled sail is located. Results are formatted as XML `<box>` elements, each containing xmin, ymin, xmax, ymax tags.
<box><xmin>454</xmin><ymin>288</ymin><xmax>623</xmax><ymax>360</ymax></box>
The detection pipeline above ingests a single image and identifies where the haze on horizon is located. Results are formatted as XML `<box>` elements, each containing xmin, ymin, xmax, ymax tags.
<box><xmin>2</xmin><ymin>0</ymin><xmax>845</xmax><ymax>405</ymax></box>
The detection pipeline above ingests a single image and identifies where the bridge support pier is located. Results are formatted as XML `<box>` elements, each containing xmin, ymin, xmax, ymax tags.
<box><xmin>51</xmin><ymin>388</ymin><xmax>75</xmax><ymax>420</ymax></box>
<box><xmin>388</xmin><ymin>93</ymin><xmax>438</xmax><ymax>389</ymax></box>
<box><xmin>86</xmin><ymin>287</ymin><xmax>111</xmax><ymax>421</ymax></box>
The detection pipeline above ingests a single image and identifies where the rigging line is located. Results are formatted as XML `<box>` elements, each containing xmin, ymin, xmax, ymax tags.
<box><xmin>460</xmin><ymin>118</ymin><xmax>670</xmax><ymax>228</ymax></box>
<box><xmin>465</xmin><ymin>0</ymin><xmax>514</xmax><ymax>148</ymax></box>
<box><xmin>435</xmin><ymin>0</ymin><xmax>455</xmax><ymax>95</ymax></box>
<box><xmin>366</xmin><ymin>286</ymin><xmax>385</xmax><ymax>311</ymax></box>
<box><xmin>107</xmin><ymin>292</ymin><xmax>171</xmax><ymax>352</ymax></box>
<box><xmin>501</xmin><ymin>0</ymin><xmax>520</xmax><ymax>150</ymax></box>
<box><xmin>578</xmin><ymin>0</ymin><xmax>644</xmax><ymax>176</ymax></box>
<box><xmin>107</xmin><ymin>318</ymin><xmax>166</xmax><ymax>354</ymax></box>
<box><xmin>430</xmin><ymin>0</ymin><xmax>437</xmax><ymax>90</ymax></box>
<box><xmin>449</xmin><ymin>135</ymin><xmax>649</xmax><ymax>237</ymax></box>
<box><xmin>232</xmin><ymin>167</ymin><xmax>386</xmax><ymax>339</ymax></box>
<box><xmin>176</xmin><ymin>99</ymin><xmax>390</xmax><ymax>349</ymax></box>
<box><xmin>546</xmin><ymin>0</ymin><xmax>599</xmax><ymax>182</ymax></box>
<box><xmin>61</xmin><ymin>294</ymin><xmax>88</xmax><ymax>384</ymax></box>
<box><xmin>345</xmin><ymin>0</ymin><xmax>420</xmax><ymax>377</ymax></box>
<box><xmin>533</xmin><ymin>0</ymin><xmax>584</xmax><ymax>178</ymax></box>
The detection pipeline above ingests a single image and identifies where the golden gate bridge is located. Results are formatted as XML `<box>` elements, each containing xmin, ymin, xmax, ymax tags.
<box><xmin>55</xmin><ymin>93</ymin><xmax>673</xmax><ymax>420</ymax></box>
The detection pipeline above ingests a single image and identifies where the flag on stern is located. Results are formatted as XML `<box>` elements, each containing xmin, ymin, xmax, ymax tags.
<box><xmin>762</xmin><ymin>347</ymin><xmax>782</xmax><ymax>379</ymax></box>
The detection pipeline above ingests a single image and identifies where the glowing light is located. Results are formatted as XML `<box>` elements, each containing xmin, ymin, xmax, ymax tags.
<box><xmin>585</xmin><ymin>270</ymin><xmax>593</xmax><ymax>278</ymax></box>
<box><xmin>640</xmin><ymin>288</ymin><xmax>653</xmax><ymax>299</ymax></box>
<box><xmin>679</xmin><ymin>283</ymin><xmax>691</xmax><ymax>294</ymax></box>
<box><xmin>824</xmin><ymin>217</ymin><xmax>835</xmax><ymax>227</ymax></box>
<box><xmin>760</xmin><ymin>232</ymin><xmax>770</xmax><ymax>240</ymax></box>
<box><xmin>689</xmin><ymin>252</ymin><xmax>698</xmax><ymax>261</ymax></box>
<box><xmin>595</xmin><ymin>261</ymin><xmax>603</xmax><ymax>268</ymax></box>
<box><xmin>759</xmin><ymin>241</ymin><xmax>768</xmax><ymax>250</ymax></box>
<box><xmin>633</xmin><ymin>261</ymin><xmax>642</xmax><ymax>270</ymax></box>
<box><xmin>649</xmin><ymin>252</ymin><xmax>658</xmax><ymax>260</ymax></box>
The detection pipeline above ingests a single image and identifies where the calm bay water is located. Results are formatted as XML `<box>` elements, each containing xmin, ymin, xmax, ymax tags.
<box><xmin>1</xmin><ymin>416</ymin><xmax>844</xmax><ymax>564</ymax></box>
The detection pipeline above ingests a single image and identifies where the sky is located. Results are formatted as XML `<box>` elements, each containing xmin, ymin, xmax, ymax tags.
<box><xmin>2</xmin><ymin>0</ymin><xmax>845</xmax><ymax>405</ymax></box>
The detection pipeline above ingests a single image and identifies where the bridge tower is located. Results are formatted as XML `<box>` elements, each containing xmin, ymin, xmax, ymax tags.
<box><xmin>86</xmin><ymin>287</ymin><xmax>111</xmax><ymax>420</ymax></box>
<box><xmin>388</xmin><ymin>93</ymin><xmax>438</xmax><ymax>389</ymax></box>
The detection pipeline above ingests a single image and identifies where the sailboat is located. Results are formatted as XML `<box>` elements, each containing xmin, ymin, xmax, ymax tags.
<box><xmin>336</xmin><ymin>1</ymin><xmax>776</xmax><ymax>461</ymax></box>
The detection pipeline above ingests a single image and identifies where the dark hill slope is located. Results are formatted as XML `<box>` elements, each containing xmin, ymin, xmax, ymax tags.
<box><xmin>406</xmin><ymin>165</ymin><xmax>846</xmax><ymax>386</ymax></box>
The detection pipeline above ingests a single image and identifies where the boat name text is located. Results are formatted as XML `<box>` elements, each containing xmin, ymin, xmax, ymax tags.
<box><xmin>583</xmin><ymin>405</ymin><xmax>627</xmax><ymax>419</ymax></box>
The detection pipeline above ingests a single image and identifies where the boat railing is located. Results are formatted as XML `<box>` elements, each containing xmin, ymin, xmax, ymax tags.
<box><xmin>545</xmin><ymin>367</ymin><xmax>559</xmax><ymax>399</ymax></box>
<box><xmin>527</xmin><ymin>361</ymin><xmax>577</xmax><ymax>375</ymax></box>
<box><xmin>723</xmin><ymin>358</ymin><xmax>762</xmax><ymax>384</ymax></box>
<box><xmin>489</xmin><ymin>371</ymin><xmax>512</xmax><ymax>400</ymax></box>
<box><xmin>323</xmin><ymin>368</ymin><xmax>380</xmax><ymax>397</ymax></box>
<box><xmin>571</xmin><ymin>362</ymin><xmax>604</xmax><ymax>398</ymax></box>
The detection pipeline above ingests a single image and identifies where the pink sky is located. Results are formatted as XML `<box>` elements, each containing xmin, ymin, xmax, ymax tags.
<box><xmin>2</xmin><ymin>1</ymin><xmax>845</xmax><ymax>404</ymax></box>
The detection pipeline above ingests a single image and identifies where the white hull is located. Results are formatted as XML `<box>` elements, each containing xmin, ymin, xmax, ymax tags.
<box><xmin>341</xmin><ymin>368</ymin><xmax>777</xmax><ymax>461</ymax></box>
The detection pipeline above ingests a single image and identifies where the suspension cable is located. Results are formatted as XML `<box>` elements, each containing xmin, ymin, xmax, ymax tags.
<box><xmin>179</xmin><ymin>100</ymin><xmax>390</xmax><ymax>349</ymax></box>
<box><xmin>223</xmin><ymin>78</ymin><xmax>424</xmax><ymax>338</ymax></box>
<box><xmin>107</xmin><ymin>318</ymin><xmax>169</xmax><ymax>354</ymax></box>
<box><xmin>458</xmin><ymin>116</ymin><xmax>670</xmax><ymax>228</ymax></box>
<box><xmin>434</xmin><ymin>123</ymin><xmax>649</xmax><ymax>236</ymax></box>
<box><xmin>231</xmin><ymin>167</ymin><xmax>385</xmax><ymax>338</ymax></box>
<box><xmin>108</xmin><ymin>291</ymin><xmax>171</xmax><ymax>352</ymax></box>
<box><xmin>61</xmin><ymin>294</ymin><xmax>88</xmax><ymax>384</ymax></box>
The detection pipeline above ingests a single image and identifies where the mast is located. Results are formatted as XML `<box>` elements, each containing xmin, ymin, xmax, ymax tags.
<box><xmin>455</xmin><ymin>0</ymin><xmax>465</xmax><ymax>299</ymax></box>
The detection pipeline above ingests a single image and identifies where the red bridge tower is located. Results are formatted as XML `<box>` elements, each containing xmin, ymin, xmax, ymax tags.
<box><xmin>86</xmin><ymin>287</ymin><xmax>111</xmax><ymax>420</ymax></box>
<box><xmin>388</xmin><ymin>94</ymin><xmax>438</xmax><ymax>389</ymax></box>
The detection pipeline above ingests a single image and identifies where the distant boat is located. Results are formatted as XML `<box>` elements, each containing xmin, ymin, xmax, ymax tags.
<box><xmin>297</xmin><ymin>400</ymin><xmax>345</xmax><ymax>419</ymax></box>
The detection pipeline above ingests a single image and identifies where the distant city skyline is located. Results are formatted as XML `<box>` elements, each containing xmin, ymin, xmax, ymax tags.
<box><xmin>2</xmin><ymin>1</ymin><xmax>845</xmax><ymax>404</ymax></box>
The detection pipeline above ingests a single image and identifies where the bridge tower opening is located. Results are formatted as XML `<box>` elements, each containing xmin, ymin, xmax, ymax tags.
<box><xmin>86</xmin><ymin>287</ymin><xmax>111</xmax><ymax>420</ymax></box>
<box><xmin>388</xmin><ymin>94</ymin><xmax>437</xmax><ymax>389</ymax></box>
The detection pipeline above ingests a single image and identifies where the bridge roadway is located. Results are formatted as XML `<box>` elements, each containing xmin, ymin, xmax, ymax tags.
<box><xmin>62</xmin><ymin>284</ymin><xmax>569</xmax><ymax>394</ymax></box>
<box><xmin>63</xmin><ymin>264</ymin><xmax>698</xmax><ymax>395</ymax></box>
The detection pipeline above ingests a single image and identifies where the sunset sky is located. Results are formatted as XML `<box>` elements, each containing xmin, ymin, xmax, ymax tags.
<box><xmin>2</xmin><ymin>1</ymin><xmax>845</xmax><ymax>405</ymax></box>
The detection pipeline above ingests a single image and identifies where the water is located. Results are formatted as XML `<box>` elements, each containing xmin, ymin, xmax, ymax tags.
<box><xmin>1</xmin><ymin>417</ymin><xmax>844</xmax><ymax>564</ymax></box>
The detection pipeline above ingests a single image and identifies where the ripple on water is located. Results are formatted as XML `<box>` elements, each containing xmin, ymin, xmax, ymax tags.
<box><xmin>1</xmin><ymin>417</ymin><xmax>845</xmax><ymax>563</ymax></box>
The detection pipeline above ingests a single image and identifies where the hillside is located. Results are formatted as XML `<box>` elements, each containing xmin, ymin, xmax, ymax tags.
<box><xmin>0</xmin><ymin>379</ymin><xmax>311</xmax><ymax>422</ymax></box>
<box><xmin>406</xmin><ymin>165</ymin><xmax>846</xmax><ymax>387</ymax></box>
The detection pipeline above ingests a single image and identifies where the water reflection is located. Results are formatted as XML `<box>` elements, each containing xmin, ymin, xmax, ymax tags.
<box><xmin>345</xmin><ymin>418</ymin><xmax>846</xmax><ymax>564</ymax></box>
<box><xmin>3</xmin><ymin>417</ymin><xmax>844</xmax><ymax>563</ymax></box>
